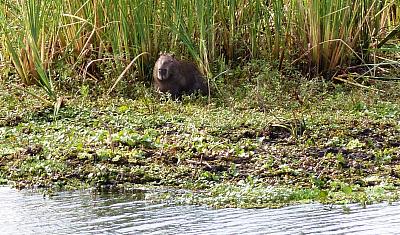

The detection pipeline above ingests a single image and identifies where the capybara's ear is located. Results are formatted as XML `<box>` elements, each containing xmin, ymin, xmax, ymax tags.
<box><xmin>169</xmin><ymin>52</ymin><xmax>175</xmax><ymax>58</ymax></box>
<box><xmin>159</xmin><ymin>51</ymin><xmax>164</xmax><ymax>56</ymax></box>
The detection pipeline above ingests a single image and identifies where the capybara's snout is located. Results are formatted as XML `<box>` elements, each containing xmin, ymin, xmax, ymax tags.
<box><xmin>158</xmin><ymin>68</ymin><xmax>168</xmax><ymax>80</ymax></box>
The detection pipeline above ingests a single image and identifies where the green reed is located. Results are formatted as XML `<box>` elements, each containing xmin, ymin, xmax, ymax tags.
<box><xmin>0</xmin><ymin>0</ymin><xmax>398</xmax><ymax>92</ymax></box>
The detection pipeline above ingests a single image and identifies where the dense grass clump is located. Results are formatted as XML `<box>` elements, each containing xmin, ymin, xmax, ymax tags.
<box><xmin>0</xmin><ymin>1</ymin><xmax>399</xmax><ymax>100</ymax></box>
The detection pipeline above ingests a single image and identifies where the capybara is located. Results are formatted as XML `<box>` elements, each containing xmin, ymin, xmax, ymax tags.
<box><xmin>153</xmin><ymin>53</ymin><xmax>208</xmax><ymax>97</ymax></box>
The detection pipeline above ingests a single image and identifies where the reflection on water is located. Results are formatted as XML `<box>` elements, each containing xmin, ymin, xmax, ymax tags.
<box><xmin>1</xmin><ymin>186</ymin><xmax>400</xmax><ymax>235</ymax></box>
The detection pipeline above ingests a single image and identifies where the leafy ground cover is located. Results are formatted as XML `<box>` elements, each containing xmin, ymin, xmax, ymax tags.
<box><xmin>1</xmin><ymin>65</ymin><xmax>400</xmax><ymax>208</ymax></box>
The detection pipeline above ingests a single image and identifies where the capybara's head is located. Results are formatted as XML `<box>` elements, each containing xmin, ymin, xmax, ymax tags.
<box><xmin>155</xmin><ymin>53</ymin><xmax>176</xmax><ymax>81</ymax></box>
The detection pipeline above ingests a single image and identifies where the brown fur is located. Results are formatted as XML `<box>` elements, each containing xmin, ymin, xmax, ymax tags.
<box><xmin>153</xmin><ymin>53</ymin><xmax>208</xmax><ymax>97</ymax></box>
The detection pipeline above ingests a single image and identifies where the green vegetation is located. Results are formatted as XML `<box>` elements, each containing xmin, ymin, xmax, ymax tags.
<box><xmin>1</xmin><ymin>67</ymin><xmax>400</xmax><ymax>207</ymax></box>
<box><xmin>0</xmin><ymin>1</ymin><xmax>400</xmax><ymax>208</ymax></box>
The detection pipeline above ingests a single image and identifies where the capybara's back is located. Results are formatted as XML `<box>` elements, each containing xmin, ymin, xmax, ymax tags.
<box><xmin>153</xmin><ymin>53</ymin><xmax>208</xmax><ymax>97</ymax></box>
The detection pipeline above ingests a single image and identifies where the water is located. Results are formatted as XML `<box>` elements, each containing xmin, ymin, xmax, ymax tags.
<box><xmin>1</xmin><ymin>186</ymin><xmax>400</xmax><ymax>235</ymax></box>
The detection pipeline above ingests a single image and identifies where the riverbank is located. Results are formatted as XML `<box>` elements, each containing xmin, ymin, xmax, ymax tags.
<box><xmin>1</xmin><ymin>72</ymin><xmax>400</xmax><ymax>208</ymax></box>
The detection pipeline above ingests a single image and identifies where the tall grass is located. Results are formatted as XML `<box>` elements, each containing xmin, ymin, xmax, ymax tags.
<box><xmin>0</xmin><ymin>0</ymin><xmax>398</xmax><ymax>94</ymax></box>
<box><xmin>1</xmin><ymin>0</ymin><xmax>60</xmax><ymax>100</ymax></box>
<box><xmin>291</xmin><ymin>0</ymin><xmax>399</xmax><ymax>74</ymax></box>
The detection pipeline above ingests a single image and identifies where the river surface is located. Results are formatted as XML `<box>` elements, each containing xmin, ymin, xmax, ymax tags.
<box><xmin>1</xmin><ymin>186</ymin><xmax>400</xmax><ymax>235</ymax></box>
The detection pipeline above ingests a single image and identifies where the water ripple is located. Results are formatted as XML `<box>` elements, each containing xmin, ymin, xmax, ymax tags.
<box><xmin>1</xmin><ymin>187</ymin><xmax>400</xmax><ymax>235</ymax></box>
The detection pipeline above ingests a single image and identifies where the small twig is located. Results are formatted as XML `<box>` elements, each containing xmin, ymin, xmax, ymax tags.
<box><xmin>187</xmin><ymin>158</ymin><xmax>211</xmax><ymax>169</ymax></box>
<box><xmin>83</xmin><ymin>57</ymin><xmax>114</xmax><ymax>81</ymax></box>
<box><xmin>11</xmin><ymin>84</ymin><xmax>53</xmax><ymax>105</ymax></box>
<box><xmin>107</xmin><ymin>126</ymin><xmax>114</xmax><ymax>154</ymax></box>
<box><xmin>333</xmin><ymin>75</ymin><xmax>385</xmax><ymax>93</ymax></box>
<box><xmin>107</xmin><ymin>52</ymin><xmax>149</xmax><ymax>95</ymax></box>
